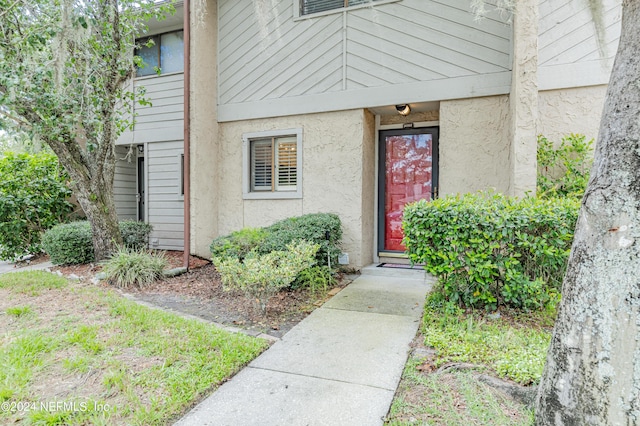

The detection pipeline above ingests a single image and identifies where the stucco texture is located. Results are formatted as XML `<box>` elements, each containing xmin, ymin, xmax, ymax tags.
<box><xmin>214</xmin><ymin>109</ymin><xmax>375</xmax><ymax>268</ymax></box>
<box><xmin>439</xmin><ymin>96</ymin><xmax>511</xmax><ymax>196</ymax></box>
<box><xmin>190</xmin><ymin>0</ymin><xmax>219</xmax><ymax>256</ymax></box>
<box><xmin>537</xmin><ymin>85</ymin><xmax>607</xmax><ymax>144</ymax></box>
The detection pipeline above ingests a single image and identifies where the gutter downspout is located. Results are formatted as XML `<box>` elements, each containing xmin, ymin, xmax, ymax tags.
<box><xmin>183</xmin><ymin>0</ymin><xmax>191</xmax><ymax>269</ymax></box>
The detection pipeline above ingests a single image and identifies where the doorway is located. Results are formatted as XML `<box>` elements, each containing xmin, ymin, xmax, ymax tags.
<box><xmin>137</xmin><ymin>156</ymin><xmax>145</xmax><ymax>221</ymax></box>
<box><xmin>378</xmin><ymin>127</ymin><xmax>439</xmax><ymax>255</ymax></box>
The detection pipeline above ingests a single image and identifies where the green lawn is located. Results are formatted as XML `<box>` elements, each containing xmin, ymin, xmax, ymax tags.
<box><xmin>0</xmin><ymin>271</ymin><xmax>268</xmax><ymax>425</ymax></box>
<box><xmin>386</xmin><ymin>300</ymin><xmax>553</xmax><ymax>425</ymax></box>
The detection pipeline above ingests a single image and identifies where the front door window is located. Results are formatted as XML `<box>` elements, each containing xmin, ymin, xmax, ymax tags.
<box><xmin>379</xmin><ymin>128</ymin><xmax>439</xmax><ymax>253</ymax></box>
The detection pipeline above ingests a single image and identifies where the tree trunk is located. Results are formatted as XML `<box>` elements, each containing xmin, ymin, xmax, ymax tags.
<box><xmin>74</xmin><ymin>179</ymin><xmax>122</xmax><ymax>262</ymax></box>
<box><xmin>49</xmin><ymin>137</ymin><xmax>122</xmax><ymax>262</ymax></box>
<box><xmin>535</xmin><ymin>1</ymin><xmax>640</xmax><ymax>424</ymax></box>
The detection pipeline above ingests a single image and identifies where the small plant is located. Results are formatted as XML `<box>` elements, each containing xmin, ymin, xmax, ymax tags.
<box><xmin>119</xmin><ymin>221</ymin><xmax>153</xmax><ymax>250</ymax></box>
<box><xmin>214</xmin><ymin>240</ymin><xmax>319</xmax><ymax>315</ymax></box>
<box><xmin>292</xmin><ymin>266</ymin><xmax>336</xmax><ymax>293</ymax></box>
<box><xmin>5</xmin><ymin>306</ymin><xmax>33</xmax><ymax>317</ymax></box>
<box><xmin>537</xmin><ymin>134</ymin><xmax>594</xmax><ymax>199</ymax></box>
<box><xmin>42</xmin><ymin>221</ymin><xmax>154</xmax><ymax>264</ymax></box>
<box><xmin>101</xmin><ymin>247</ymin><xmax>168</xmax><ymax>289</ymax></box>
<box><xmin>210</xmin><ymin>227</ymin><xmax>267</xmax><ymax>261</ymax></box>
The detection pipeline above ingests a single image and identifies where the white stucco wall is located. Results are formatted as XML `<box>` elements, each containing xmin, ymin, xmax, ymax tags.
<box><xmin>537</xmin><ymin>85</ymin><xmax>607</xmax><ymax>144</ymax></box>
<box><xmin>214</xmin><ymin>109</ymin><xmax>374</xmax><ymax>268</ymax></box>
<box><xmin>439</xmin><ymin>96</ymin><xmax>512</xmax><ymax>196</ymax></box>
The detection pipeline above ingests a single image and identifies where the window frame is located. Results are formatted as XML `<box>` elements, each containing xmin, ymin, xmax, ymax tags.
<box><xmin>294</xmin><ymin>0</ymin><xmax>400</xmax><ymax>19</ymax></box>
<box><xmin>242</xmin><ymin>128</ymin><xmax>303</xmax><ymax>200</ymax></box>
<box><xmin>135</xmin><ymin>29</ymin><xmax>184</xmax><ymax>78</ymax></box>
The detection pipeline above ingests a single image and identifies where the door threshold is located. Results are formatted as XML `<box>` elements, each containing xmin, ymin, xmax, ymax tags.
<box><xmin>377</xmin><ymin>263</ymin><xmax>424</xmax><ymax>270</ymax></box>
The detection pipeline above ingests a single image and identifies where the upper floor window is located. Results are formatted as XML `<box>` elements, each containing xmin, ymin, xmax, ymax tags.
<box><xmin>135</xmin><ymin>30</ymin><xmax>184</xmax><ymax>78</ymax></box>
<box><xmin>300</xmin><ymin>0</ymin><xmax>382</xmax><ymax>15</ymax></box>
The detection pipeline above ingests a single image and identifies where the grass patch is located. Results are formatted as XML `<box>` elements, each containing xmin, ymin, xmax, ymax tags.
<box><xmin>0</xmin><ymin>271</ymin><xmax>268</xmax><ymax>425</ymax></box>
<box><xmin>387</xmin><ymin>359</ymin><xmax>533</xmax><ymax>425</ymax></box>
<box><xmin>5</xmin><ymin>305</ymin><xmax>32</xmax><ymax>317</ymax></box>
<box><xmin>0</xmin><ymin>270</ymin><xmax>67</xmax><ymax>295</ymax></box>
<box><xmin>385</xmin><ymin>299</ymin><xmax>552</xmax><ymax>425</ymax></box>
<box><xmin>421</xmin><ymin>306</ymin><xmax>551</xmax><ymax>385</ymax></box>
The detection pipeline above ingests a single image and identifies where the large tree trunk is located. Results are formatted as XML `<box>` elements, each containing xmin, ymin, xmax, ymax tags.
<box><xmin>535</xmin><ymin>1</ymin><xmax>640</xmax><ymax>424</ymax></box>
<box><xmin>47</xmin><ymin>133</ymin><xmax>122</xmax><ymax>262</ymax></box>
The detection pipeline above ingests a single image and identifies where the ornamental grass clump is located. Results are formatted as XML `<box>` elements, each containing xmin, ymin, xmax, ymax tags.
<box><xmin>102</xmin><ymin>247</ymin><xmax>168</xmax><ymax>289</ymax></box>
<box><xmin>214</xmin><ymin>240</ymin><xmax>319</xmax><ymax>315</ymax></box>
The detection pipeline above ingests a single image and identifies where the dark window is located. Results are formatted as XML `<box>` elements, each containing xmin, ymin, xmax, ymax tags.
<box><xmin>300</xmin><ymin>0</ymin><xmax>381</xmax><ymax>15</ymax></box>
<box><xmin>135</xmin><ymin>30</ymin><xmax>184</xmax><ymax>77</ymax></box>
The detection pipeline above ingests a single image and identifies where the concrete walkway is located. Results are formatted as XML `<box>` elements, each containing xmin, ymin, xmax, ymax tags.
<box><xmin>176</xmin><ymin>265</ymin><xmax>433</xmax><ymax>426</ymax></box>
<box><xmin>0</xmin><ymin>259</ymin><xmax>53</xmax><ymax>275</ymax></box>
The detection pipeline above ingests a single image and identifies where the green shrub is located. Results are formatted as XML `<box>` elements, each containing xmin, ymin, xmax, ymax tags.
<box><xmin>537</xmin><ymin>134</ymin><xmax>593</xmax><ymax>199</ymax></box>
<box><xmin>42</xmin><ymin>221</ymin><xmax>94</xmax><ymax>265</ymax></box>
<box><xmin>403</xmin><ymin>192</ymin><xmax>579</xmax><ymax>310</ymax></box>
<box><xmin>42</xmin><ymin>221</ymin><xmax>154</xmax><ymax>265</ymax></box>
<box><xmin>210</xmin><ymin>227</ymin><xmax>267</xmax><ymax>260</ymax></box>
<box><xmin>257</xmin><ymin>213</ymin><xmax>342</xmax><ymax>266</ymax></box>
<box><xmin>119</xmin><ymin>220</ymin><xmax>153</xmax><ymax>250</ymax></box>
<box><xmin>214</xmin><ymin>240</ymin><xmax>319</xmax><ymax>315</ymax></box>
<box><xmin>101</xmin><ymin>247</ymin><xmax>168</xmax><ymax>288</ymax></box>
<box><xmin>291</xmin><ymin>265</ymin><xmax>336</xmax><ymax>292</ymax></box>
<box><xmin>0</xmin><ymin>152</ymin><xmax>73</xmax><ymax>261</ymax></box>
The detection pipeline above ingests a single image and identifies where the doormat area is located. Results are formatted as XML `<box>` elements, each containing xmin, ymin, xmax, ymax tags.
<box><xmin>377</xmin><ymin>263</ymin><xmax>424</xmax><ymax>270</ymax></box>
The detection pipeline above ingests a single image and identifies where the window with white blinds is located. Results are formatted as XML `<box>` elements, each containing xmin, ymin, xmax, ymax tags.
<box><xmin>243</xmin><ymin>130</ymin><xmax>302</xmax><ymax>199</ymax></box>
<box><xmin>300</xmin><ymin>0</ymin><xmax>382</xmax><ymax>15</ymax></box>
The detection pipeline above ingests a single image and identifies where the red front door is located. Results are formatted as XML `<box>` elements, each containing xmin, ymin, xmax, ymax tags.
<box><xmin>379</xmin><ymin>128</ymin><xmax>439</xmax><ymax>253</ymax></box>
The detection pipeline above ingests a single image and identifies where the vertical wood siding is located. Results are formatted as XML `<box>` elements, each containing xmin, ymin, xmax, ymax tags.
<box><xmin>114</xmin><ymin>145</ymin><xmax>137</xmax><ymax>220</ymax></box>
<box><xmin>147</xmin><ymin>141</ymin><xmax>184</xmax><ymax>250</ymax></box>
<box><xmin>218</xmin><ymin>0</ymin><xmax>511</xmax><ymax>107</ymax></box>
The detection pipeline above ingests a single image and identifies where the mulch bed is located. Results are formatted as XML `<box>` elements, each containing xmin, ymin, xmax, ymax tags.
<box><xmin>51</xmin><ymin>250</ymin><xmax>352</xmax><ymax>339</ymax></box>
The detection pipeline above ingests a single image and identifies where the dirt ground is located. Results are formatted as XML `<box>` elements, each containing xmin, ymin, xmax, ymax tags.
<box><xmin>52</xmin><ymin>251</ymin><xmax>353</xmax><ymax>339</ymax></box>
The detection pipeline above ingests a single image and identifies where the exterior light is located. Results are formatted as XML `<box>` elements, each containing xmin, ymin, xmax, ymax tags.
<box><xmin>395</xmin><ymin>104</ymin><xmax>411</xmax><ymax>116</ymax></box>
<box><xmin>137</xmin><ymin>144</ymin><xmax>144</xmax><ymax>153</ymax></box>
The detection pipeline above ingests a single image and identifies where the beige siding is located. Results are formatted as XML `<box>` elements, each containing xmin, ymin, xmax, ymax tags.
<box><xmin>538</xmin><ymin>0</ymin><xmax>621</xmax><ymax>89</ymax></box>
<box><xmin>147</xmin><ymin>141</ymin><xmax>184</xmax><ymax>250</ymax></box>
<box><xmin>114</xmin><ymin>145</ymin><xmax>137</xmax><ymax>220</ymax></box>
<box><xmin>346</xmin><ymin>0</ymin><xmax>511</xmax><ymax>87</ymax></box>
<box><xmin>217</xmin><ymin>0</ymin><xmax>512</xmax><ymax>121</ymax></box>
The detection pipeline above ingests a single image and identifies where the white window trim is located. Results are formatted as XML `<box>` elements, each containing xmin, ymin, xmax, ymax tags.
<box><xmin>242</xmin><ymin>128</ymin><xmax>303</xmax><ymax>200</ymax></box>
<box><xmin>293</xmin><ymin>0</ymin><xmax>401</xmax><ymax>20</ymax></box>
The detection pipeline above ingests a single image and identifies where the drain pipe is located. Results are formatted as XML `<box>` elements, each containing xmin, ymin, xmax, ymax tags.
<box><xmin>182</xmin><ymin>0</ymin><xmax>191</xmax><ymax>270</ymax></box>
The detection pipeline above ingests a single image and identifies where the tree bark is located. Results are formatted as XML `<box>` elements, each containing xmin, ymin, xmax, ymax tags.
<box><xmin>535</xmin><ymin>1</ymin><xmax>640</xmax><ymax>424</ymax></box>
<box><xmin>46</xmin><ymin>131</ymin><xmax>122</xmax><ymax>262</ymax></box>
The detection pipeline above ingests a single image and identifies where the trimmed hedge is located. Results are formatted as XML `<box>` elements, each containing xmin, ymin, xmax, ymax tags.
<box><xmin>42</xmin><ymin>220</ymin><xmax>153</xmax><ymax>265</ymax></box>
<box><xmin>210</xmin><ymin>227</ymin><xmax>267</xmax><ymax>261</ymax></box>
<box><xmin>258</xmin><ymin>213</ymin><xmax>342</xmax><ymax>265</ymax></box>
<box><xmin>210</xmin><ymin>213</ymin><xmax>342</xmax><ymax>267</ymax></box>
<box><xmin>403</xmin><ymin>192</ymin><xmax>579</xmax><ymax>310</ymax></box>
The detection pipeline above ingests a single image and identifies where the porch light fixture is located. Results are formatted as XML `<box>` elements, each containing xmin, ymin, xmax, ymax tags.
<box><xmin>395</xmin><ymin>104</ymin><xmax>411</xmax><ymax>116</ymax></box>
<box><xmin>137</xmin><ymin>144</ymin><xmax>144</xmax><ymax>153</ymax></box>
